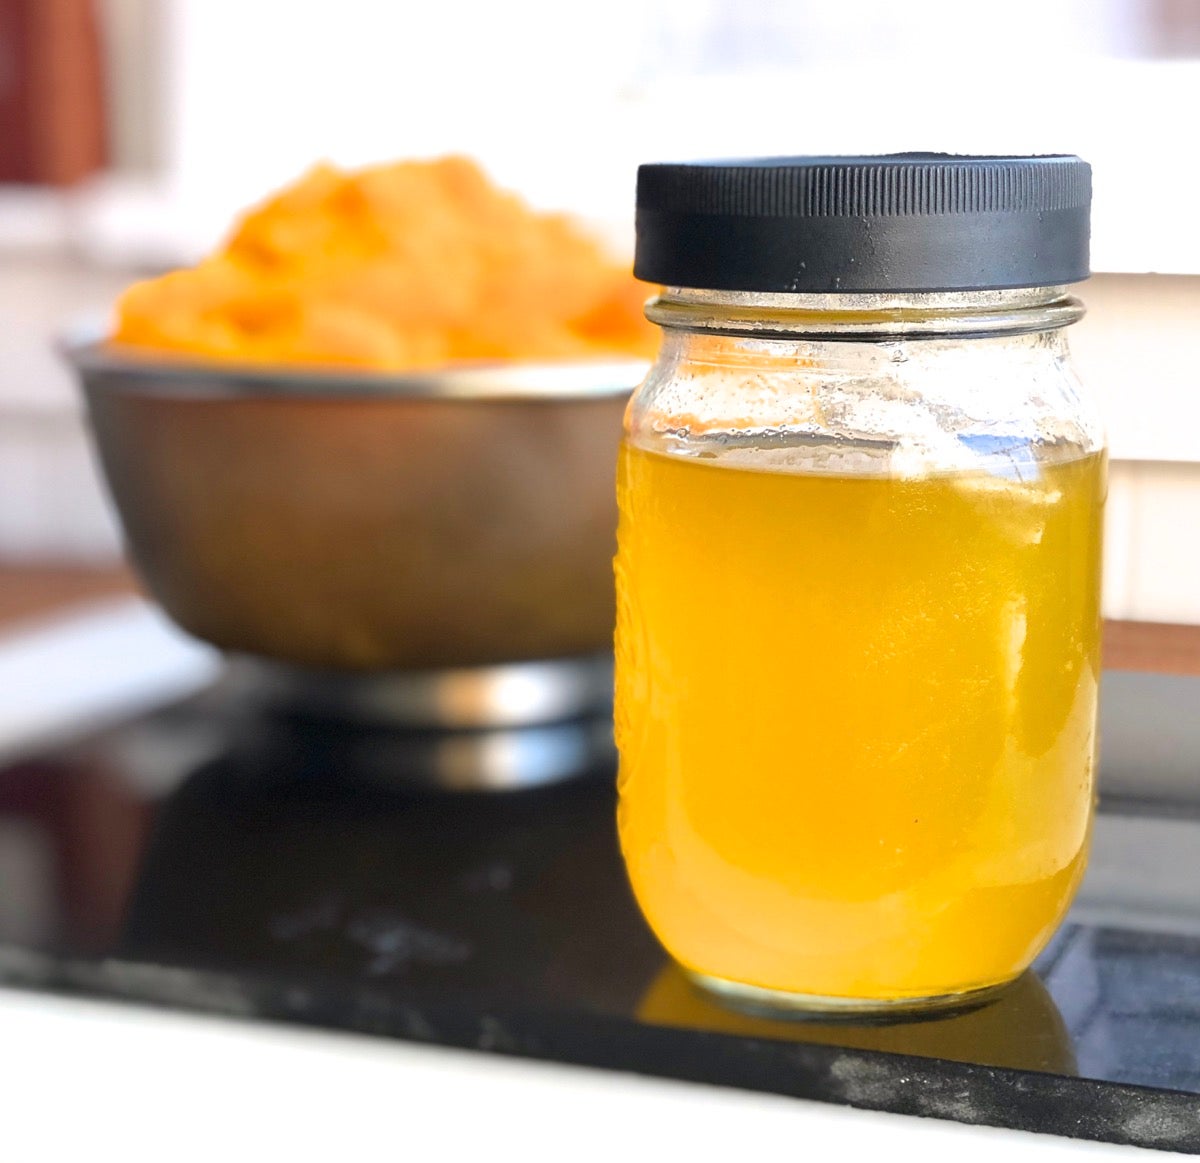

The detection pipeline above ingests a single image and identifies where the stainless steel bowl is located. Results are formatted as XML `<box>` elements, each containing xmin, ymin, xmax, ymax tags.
<box><xmin>69</xmin><ymin>339</ymin><xmax>644</xmax><ymax>678</ymax></box>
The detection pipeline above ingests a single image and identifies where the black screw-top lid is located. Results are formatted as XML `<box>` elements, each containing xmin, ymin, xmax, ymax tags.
<box><xmin>634</xmin><ymin>154</ymin><xmax>1091</xmax><ymax>293</ymax></box>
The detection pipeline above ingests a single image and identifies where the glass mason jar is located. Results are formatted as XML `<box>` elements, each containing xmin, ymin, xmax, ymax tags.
<box><xmin>615</xmin><ymin>156</ymin><xmax>1105</xmax><ymax>1016</ymax></box>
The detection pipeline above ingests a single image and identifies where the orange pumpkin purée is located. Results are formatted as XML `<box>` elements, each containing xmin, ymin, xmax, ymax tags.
<box><xmin>112</xmin><ymin>157</ymin><xmax>656</xmax><ymax>368</ymax></box>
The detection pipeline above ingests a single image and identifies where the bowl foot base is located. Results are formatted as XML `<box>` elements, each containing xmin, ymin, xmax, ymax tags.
<box><xmin>232</xmin><ymin>652</ymin><xmax>614</xmax><ymax>731</ymax></box>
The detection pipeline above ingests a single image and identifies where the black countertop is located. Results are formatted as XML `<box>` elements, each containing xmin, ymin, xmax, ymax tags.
<box><xmin>0</xmin><ymin>679</ymin><xmax>1198</xmax><ymax>1153</ymax></box>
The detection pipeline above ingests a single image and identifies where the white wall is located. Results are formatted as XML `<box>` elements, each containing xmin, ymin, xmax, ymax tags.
<box><xmin>74</xmin><ymin>0</ymin><xmax>1200</xmax><ymax>271</ymax></box>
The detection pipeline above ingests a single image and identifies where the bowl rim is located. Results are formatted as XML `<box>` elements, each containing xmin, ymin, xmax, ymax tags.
<box><xmin>61</xmin><ymin>325</ymin><xmax>647</xmax><ymax>403</ymax></box>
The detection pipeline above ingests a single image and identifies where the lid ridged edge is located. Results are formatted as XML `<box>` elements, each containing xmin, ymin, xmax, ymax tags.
<box><xmin>636</xmin><ymin>156</ymin><xmax>1091</xmax><ymax>217</ymax></box>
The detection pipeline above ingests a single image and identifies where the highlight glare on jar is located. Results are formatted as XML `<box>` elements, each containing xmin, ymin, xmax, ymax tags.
<box><xmin>615</xmin><ymin>155</ymin><xmax>1105</xmax><ymax>1015</ymax></box>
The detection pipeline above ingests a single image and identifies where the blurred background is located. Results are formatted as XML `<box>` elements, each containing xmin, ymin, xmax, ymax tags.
<box><xmin>1</xmin><ymin>0</ymin><xmax>1199</xmax><ymax>622</ymax></box>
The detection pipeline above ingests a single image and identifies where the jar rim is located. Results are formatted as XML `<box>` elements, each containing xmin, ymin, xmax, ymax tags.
<box><xmin>645</xmin><ymin>286</ymin><xmax>1085</xmax><ymax>341</ymax></box>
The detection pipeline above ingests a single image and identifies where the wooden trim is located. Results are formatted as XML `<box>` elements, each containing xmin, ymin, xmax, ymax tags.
<box><xmin>1</xmin><ymin>568</ymin><xmax>1199</xmax><ymax>676</ymax></box>
<box><xmin>1103</xmin><ymin>619</ymin><xmax>1200</xmax><ymax>677</ymax></box>
<box><xmin>0</xmin><ymin>564</ymin><xmax>138</xmax><ymax>629</ymax></box>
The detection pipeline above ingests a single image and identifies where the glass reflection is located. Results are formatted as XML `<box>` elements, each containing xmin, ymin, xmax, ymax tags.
<box><xmin>637</xmin><ymin>962</ymin><xmax>1077</xmax><ymax>1075</ymax></box>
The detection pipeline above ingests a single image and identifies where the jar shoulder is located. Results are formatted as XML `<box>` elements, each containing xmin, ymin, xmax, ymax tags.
<box><xmin>625</xmin><ymin>331</ymin><xmax>1105</xmax><ymax>476</ymax></box>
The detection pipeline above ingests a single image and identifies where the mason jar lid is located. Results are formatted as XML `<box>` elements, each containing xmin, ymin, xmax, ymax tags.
<box><xmin>634</xmin><ymin>154</ymin><xmax>1091</xmax><ymax>294</ymax></box>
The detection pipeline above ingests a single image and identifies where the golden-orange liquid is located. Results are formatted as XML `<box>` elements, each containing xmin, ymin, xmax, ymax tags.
<box><xmin>615</xmin><ymin>442</ymin><xmax>1105</xmax><ymax>1004</ymax></box>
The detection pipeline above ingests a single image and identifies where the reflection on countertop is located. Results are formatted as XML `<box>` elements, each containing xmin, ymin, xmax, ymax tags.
<box><xmin>1</xmin><ymin>679</ymin><xmax>1200</xmax><ymax>1150</ymax></box>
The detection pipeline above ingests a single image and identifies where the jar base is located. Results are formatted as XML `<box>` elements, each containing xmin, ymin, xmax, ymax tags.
<box><xmin>685</xmin><ymin>969</ymin><xmax>1015</xmax><ymax>1022</ymax></box>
